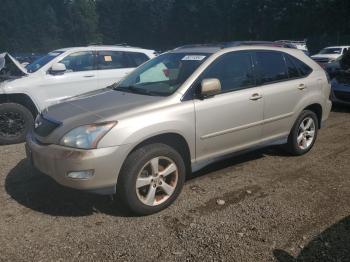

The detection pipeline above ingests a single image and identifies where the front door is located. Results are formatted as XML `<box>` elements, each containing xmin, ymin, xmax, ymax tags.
<box><xmin>39</xmin><ymin>51</ymin><xmax>98</xmax><ymax>108</ymax></box>
<box><xmin>194</xmin><ymin>51</ymin><xmax>264</xmax><ymax>162</ymax></box>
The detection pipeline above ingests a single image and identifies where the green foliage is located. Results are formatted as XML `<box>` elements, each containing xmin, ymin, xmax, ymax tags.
<box><xmin>0</xmin><ymin>0</ymin><xmax>350</xmax><ymax>53</ymax></box>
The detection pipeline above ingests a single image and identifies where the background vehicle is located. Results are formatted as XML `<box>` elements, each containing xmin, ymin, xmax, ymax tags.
<box><xmin>26</xmin><ymin>43</ymin><xmax>332</xmax><ymax>215</ymax></box>
<box><xmin>0</xmin><ymin>45</ymin><xmax>156</xmax><ymax>144</ymax></box>
<box><xmin>276</xmin><ymin>40</ymin><xmax>309</xmax><ymax>55</ymax></box>
<box><xmin>311</xmin><ymin>46</ymin><xmax>350</xmax><ymax>64</ymax></box>
<box><xmin>330</xmin><ymin>76</ymin><xmax>350</xmax><ymax>105</ymax></box>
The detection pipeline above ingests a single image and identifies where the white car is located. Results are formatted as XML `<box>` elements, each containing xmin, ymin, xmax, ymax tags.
<box><xmin>311</xmin><ymin>46</ymin><xmax>350</xmax><ymax>64</ymax></box>
<box><xmin>0</xmin><ymin>45</ymin><xmax>156</xmax><ymax>144</ymax></box>
<box><xmin>276</xmin><ymin>40</ymin><xmax>309</xmax><ymax>55</ymax></box>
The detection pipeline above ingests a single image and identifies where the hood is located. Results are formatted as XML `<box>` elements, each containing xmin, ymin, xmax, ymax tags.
<box><xmin>43</xmin><ymin>88</ymin><xmax>162</xmax><ymax>124</ymax></box>
<box><xmin>0</xmin><ymin>53</ymin><xmax>28</xmax><ymax>81</ymax></box>
<box><xmin>37</xmin><ymin>88</ymin><xmax>163</xmax><ymax>144</ymax></box>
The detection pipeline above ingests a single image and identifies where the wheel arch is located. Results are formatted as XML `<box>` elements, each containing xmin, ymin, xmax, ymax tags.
<box><xmin>303</xmin><ymin>103</ymin><xmax>322</xmax><ymax>129</ymax></box>
<box><xmin>0</xmin><ymin>93</ymin><xmax>39</xmax><ymax>117</ymax></box>
<box><xmin>123</xmin><ymin>132</ymin><xmax>192</xmax><ymax>176</ymax></box>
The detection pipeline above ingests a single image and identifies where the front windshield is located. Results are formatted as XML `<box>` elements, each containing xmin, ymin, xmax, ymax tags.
<box><xmin>26</xmin><ymin>51</ymin><xmax>64</xmax><ymax>73</ymax></box>
<box><xmin>319</xmin><ymin>48</ymin><xmax>342</xmax><ymax>55</ymax></box>
<box><xmin>115</xmin><ymin>52</ymin><xmax>210</xmax><ymax>96</ymax></box>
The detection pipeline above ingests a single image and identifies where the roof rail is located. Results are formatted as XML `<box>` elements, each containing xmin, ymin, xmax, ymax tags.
<box><xmin>114</xmin><ymin>43</ymin><xmax>129</xmax><ymax>46</ymax></box>
<box><xmin>224</xmin><ymin>41</ymin><xmax>297</xmax><ymax>49</ymax></box>
<box><xmin>175</xmin><ymin>41</ymin><xmax>298</xmax><ymax>50</ymax></box>
<box><xmin>88</xmin><ymin>42</ymin><xmax>103</xmax><ymax>46</ymax></box>
<box><xmin>174</xmin><ymin>43</ymin><xmax>224</xmax><ymax>50</ymax></box>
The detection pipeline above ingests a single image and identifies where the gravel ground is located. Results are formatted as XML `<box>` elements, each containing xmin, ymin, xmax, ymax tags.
<box><xmin>0</xmin><ymin>107</ymin><xmax>350</xmax><ymax>262</ymax></box>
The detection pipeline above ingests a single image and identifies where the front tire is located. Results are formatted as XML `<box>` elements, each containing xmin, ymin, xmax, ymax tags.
<box><xmin>117</xmin><ymin>143</ymin><xmax>186</xmax><ymax>215</ymax></box>
<box><xmin>285</xmin><ymin>110</ymin><xmax>319</xmax><ymax>156</ymax></box>
<box><xmin>0</xmin><ymin>103</ymin><xmax>34</xmax><ymax>145</ymax></box>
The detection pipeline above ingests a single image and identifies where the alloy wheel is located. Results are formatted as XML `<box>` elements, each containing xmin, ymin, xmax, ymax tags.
<box><xmin>0</xmin><ymin>111</ymin><xmax>26</xmax><ymax>138</ymax></box>
<box><xmin>297</xmin><ymin>117</ymin><xmax>316</xmax><ymax>150</ymax></box>
<box><xmin>136</xmin><ymin>156</ymin><xmax>178</xmax><ymax>206</ymax></box>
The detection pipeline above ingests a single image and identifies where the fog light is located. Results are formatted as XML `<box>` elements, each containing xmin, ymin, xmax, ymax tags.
<box><xmin>67</xmin><ymin>170</ymin><xmax>94</xmax><ymax>179</ymax></box>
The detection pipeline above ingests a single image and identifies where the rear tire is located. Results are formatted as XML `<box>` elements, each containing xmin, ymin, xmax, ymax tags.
<box><xmin>117</xmin><ymin>143</ymin><xmax>186</xmax><ymax>216</ymax></box>
<box><xmin>0</xmin><ymin>103</ymin><xmax>34</xmax><ymax>145</ymax></box>
<box><xmin>285</xmin><ymin>110</ymin><xmax>318</xmax><ymax>156</ymax></box>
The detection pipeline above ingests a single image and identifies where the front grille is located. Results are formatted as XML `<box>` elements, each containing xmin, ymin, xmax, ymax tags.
<box><xmin>334</xmin><ymin>91</ymin><xmax>350</xmax><ymax>102</ymax></box>
<box><xmin>34</xmin><ymin>115</ymin><xmax>61</xmax><ymax>137</ymax></box>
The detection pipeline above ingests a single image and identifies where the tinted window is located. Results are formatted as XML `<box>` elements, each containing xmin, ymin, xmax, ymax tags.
<box><xmin>201</xmin><ymin>52</ymin><xmax>255</xmax><ymax>93</ymax></box>
<box><xmin>97</xmin><ymin>51</ymin><xmax>129</xmax><ymax>70</ymax></box>
<box><xmin>284</xmin><ymin>54</ymin><xmax>300</xmax><ymax>79</ymax></box>
<box><xmin>59</xmin><ymin>51</ymin><xmax>95</xmax><ymax>72</ymax></box>
<box><xmin>288</xmin><ymin>55</ymin><xmax>312</xmax><ymax>77</ymax></box>
<box><xmin>128</xmin><ymin>52</ymin><xmax>150</xmax><ymax>67</ymax></box>
<box><xmin>256</xmin><ymin>51</ymin><xmax>288</xmax><ymax>84</ymax></box>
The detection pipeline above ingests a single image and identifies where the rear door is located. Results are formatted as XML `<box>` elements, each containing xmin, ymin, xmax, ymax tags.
<box><xmin>194</xmin><ymin>51</ymin><xmax>264</xmax><ymax>161</ymax></box>
<box><xmin>255</xmin><ymin>51</ymin><xmax>310</xmax><ymax>140</ymax></box>
<box><xmin>40</xmin><ymin>50</ymin><xmax>98</xmax><ymax>107</ymax></box>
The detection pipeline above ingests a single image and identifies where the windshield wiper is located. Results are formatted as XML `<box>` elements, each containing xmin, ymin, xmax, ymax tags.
<box><xmin>114</xmin><ymin>85</ymin><xmax>164</xmax><ymax>96</ymax></box>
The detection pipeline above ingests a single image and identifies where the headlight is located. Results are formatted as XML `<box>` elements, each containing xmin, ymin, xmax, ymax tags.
<box><xmin>60</xmin><ymin>122</ymin><xmax>117</xmax><ymax>149</ymax></box>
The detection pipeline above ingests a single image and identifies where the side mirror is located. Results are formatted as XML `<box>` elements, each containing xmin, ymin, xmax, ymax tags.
<box><xmin>199</xmin><ymin>78</ymin><xmax>221</xmax><ymax>98</ymax></box>
<box><xmin>50</xmin><ymin>63</ymin><xmax>66</xmax><ymax>75</ymax></box>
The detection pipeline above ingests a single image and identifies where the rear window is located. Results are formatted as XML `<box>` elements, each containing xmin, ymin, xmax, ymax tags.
<box><xmin>284</xmin><ymin>54</ymin><xmax>300</xmax><ymax>79</ymax></box>
<box><xmin>97</xmin><ymin>51</ymin><xmax>130</xmax><ymax>70</ymax></box>
<box><xmin>255</xmin><ymin>51</ymin><xmax>289</xmax><ymax>84</ymax></box>
<box><xmin>127</xmin><ymin>52</ymin><xmax>150</xmax><ymax>67</ymax></box>
<box><xmin>287</xmin><ymin>54</ymin><xmax>313</xmax><ymax>77</ymax></box>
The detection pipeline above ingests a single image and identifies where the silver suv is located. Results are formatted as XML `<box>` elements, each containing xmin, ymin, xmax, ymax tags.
<box><xmin>26</xmin><ymin>43</ymin><xmax>332</xmax><ymax>215</ymax></box>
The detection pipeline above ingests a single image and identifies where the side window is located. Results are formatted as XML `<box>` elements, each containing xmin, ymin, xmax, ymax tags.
<box><xmin>288</xmin><ymin>55</ymin><xmax>313</xmax><ymax>77</ymax></box>
<box><xmin>255</xmin><ymin>51</ymin><xmax>288</xmax><ymax>84</ymax></box>
<box><xmin>97</xmin><ymin>51</ymin><xmax>129</xmax><ymax>70</ymax></box>
<box><xmin>128</xmin><ymin>52</ymin><xmax>150</xmax><ymax>67</ymax></box>
<box><xmin>201</xmin><ymin>52</ymin><xmax>255</xmax><ymax>93</ymax></box>
<box><xmin>59</xmin><ymin>51</ymin><xmax>95</xmax><ymax>72</ymax></box>
<box><xmin>284</xmin><ymin>54</ymin><xmax>300</xmax><ymax>79</ymax></box>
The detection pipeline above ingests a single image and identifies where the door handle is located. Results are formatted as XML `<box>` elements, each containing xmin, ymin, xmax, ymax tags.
<box><xmin>84</xmin><ymin>75</ymin><xmax>95</xmax><ymax>78</ymax></box>
<box><xmin>250</xmin><ymin>93</ymin><xmax>263</xmax><ymax>101</ymax></box>
<box><xmin>298</xmin><ymin>83</ymin><xmax>307</xmax><ymax>90</ymax></box>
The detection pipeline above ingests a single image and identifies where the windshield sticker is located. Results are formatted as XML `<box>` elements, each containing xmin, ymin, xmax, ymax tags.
<box><xmin>104</xmin><ymin>56</ymin><xmax>112</xmax><ymax>62</ymax></box>
<box><xmin>181</xmin><ymin>55</ymin><xmax>206</xmax><ymax>61</ymax></box>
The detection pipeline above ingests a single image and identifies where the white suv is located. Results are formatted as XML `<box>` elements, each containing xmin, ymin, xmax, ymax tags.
<box><xmin>0</xmin><ymin>45</ymin><xmax>156</xmax><ymax>144</ymax></box>
<box><xmin>311</xmin><ymin>46</ymin><xmax>350</xmax><ymax>64</ymax></box>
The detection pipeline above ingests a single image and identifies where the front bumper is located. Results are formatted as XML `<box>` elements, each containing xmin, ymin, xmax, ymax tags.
<box><xmin>26</xmin><ymin>133</ymin><xmax>129</xmax><ymax>195</ymax></box>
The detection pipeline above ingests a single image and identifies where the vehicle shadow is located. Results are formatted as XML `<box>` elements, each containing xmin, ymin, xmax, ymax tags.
<box><xmin>273</xmin><ymin>216</ymin><xmax>350</xmax><ymax>262</ymax></box>
<box><xmin>5</xmin><ymin>146</ymin><xmax>284</xmax><ymax>217</ymax></box>
<box><xmin>5</xmin><ymin>159</ymin><xmax>132</xmax><ymax>217</ymax></box>
<box><xmin>332</xmin><ymin>104</ymin><xmax>350</xmax><ymax>113</ymax></box>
